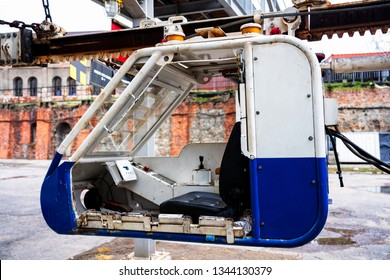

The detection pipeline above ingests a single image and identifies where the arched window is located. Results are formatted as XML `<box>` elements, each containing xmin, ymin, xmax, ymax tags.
<box><xmin>14</xmin><ymin>77</ymin><xmax>23</xmax><ymax>96</ymax></box>
<box><xmin>55</xmin><ymin>122</ymin><xmax>71</xmax><ymax>143</ymax></box>
<box><xmin>92</xmin><ymin>85</ymin><xmax>101</xmax><ymax>96</ymax></box>
<box><xmin>52</xmin><ymin>76</ymin><xmax>62</xmax><ymax>96</ymax></box>
<box><xmin>29</xmin><ymin>77</ymin><xmax>38</xmax><ymax>96</ymax></box>
<box><xmin>67</xmin><ymin>77</ymin><xmax>77</xmax><ymax>96</ymax></box>
<box><xmin>30</xmin><ymin>122</ymin><xmax>37</xmax><ymax>144</ymax></box>
<box><xmin>55</xmin><ymin>122</ymin><xmax>72</xmax><ymax>156</ymax></box>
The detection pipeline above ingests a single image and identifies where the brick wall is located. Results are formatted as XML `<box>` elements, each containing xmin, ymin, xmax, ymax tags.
<box><xmin>325</xmin><ymin>88</ymin><xmax>389</xmax><ymax>132</ymax></box>
<box><xmin>164</xmin><ymin>94</ymin><xmax>235</xmax><ymax>156</ymax></box>
<box><xmin>0</xmin><ymin>88</ymin><xmax>388</xmax><ymax>159</ymax></box>
<box><xmin>0</xmin><ymin>103</ymin><xmax>92</xmax><ymax>159</ymax></box>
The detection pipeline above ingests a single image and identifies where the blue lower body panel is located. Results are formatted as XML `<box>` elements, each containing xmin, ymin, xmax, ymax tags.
<box><xmin>249</xmin><ymin>157</ymin><xmax>328</xmax><ymax>246</ymax></box>
<box><xmin>40</xmin><ymin>153</ymin><xmax>77</xmax><ymax>234</ymax></box>
<box><xmin>258</xmin><ymin>158</ymin><xmax>323</xmax><ymax>239</ymax></box>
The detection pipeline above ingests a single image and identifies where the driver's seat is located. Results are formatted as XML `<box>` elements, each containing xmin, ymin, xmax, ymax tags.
<box><xmin>159</xmin><ymin>122</ymin><xmax>250</xmax><ymax>222</ymax></box>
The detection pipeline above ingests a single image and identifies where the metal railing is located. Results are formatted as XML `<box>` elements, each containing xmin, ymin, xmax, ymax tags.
<box><xmin>324</xmin><ymin>70</ymin><xmax>390</xmax><ymax>83</ymax></box>
<box><xmin>0</xmin><ymin>85</ymin><xmax>100</xmax><ymax>104</ymax></box>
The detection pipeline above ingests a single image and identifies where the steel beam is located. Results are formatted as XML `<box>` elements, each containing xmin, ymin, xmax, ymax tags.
<box><xmin>155</xmin><ymin>0</ymin><xmax>225</xmax><ymax>18</ymax></box>
<box><xmin>18</xmin><ymin>1</ymin><xmax>390</xmax><ymax>64</ymax></box>
<box><xmin>296</xmin><ymin>0</ymin><xmax>390</xmax><ymax>41</ymax></box>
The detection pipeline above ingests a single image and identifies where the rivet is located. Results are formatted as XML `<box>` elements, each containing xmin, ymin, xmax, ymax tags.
<box><xmin>254</xmin><ymin>57</ymin><xmax>258</xmax><ymax>61</ymax></box>
<box><xmin>311</xmin><ymin>180</ymin><xmax>316</xmax><ymax>184</ymax></box>
<box><xmin>308</xmin><ymin>136</ymin><xmax>313</xmax><ymax>141</ymax></box>
<box><xmin>258</xmin><ymin>166</ymin><xmax>262</xmax><ymax>170</ymax></box>
<box><xmin>256</xmin><ymin>111</ymin><xmax>260</xmax><ymax>115</ymax></box>
<box><xmin>307</xmin><ymin>94</ymin><xmax>311</xmax><ymax>98</ymax></box>
<box><xmin>260</xmin><ymin>222</ymin><xmax>265</xmax><ymax>226</ymax></box>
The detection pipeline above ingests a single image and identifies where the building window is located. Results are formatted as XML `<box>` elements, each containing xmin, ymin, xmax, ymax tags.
<box><xmin>29</xmin><ymin>77</ymin><xmax>38</xmax><ymax>96</ymax></box>
<box><xmin>30</xmin><ymin>123</ymin><xmax>37</xmax><ymax>144</ymax></box>
<box><xmin>92</xmin><ymin>85</ymin><xmax>101</xmax><ymax>96</ymax></box>
<box><xmin>14</xmin><ymin>77</ymin><xmax>23</xmax><ymax>96</ymax></box>
<box><xmin>55</xmin><ymin>122</ymin><xmax>72</xmax><ymax>156</ymax></box>
<box><xmin>67</xmin><ymin>77</ymin><xmax>77</xmax><ymax>96</ymax></box>
<box><xmin>53</xmin><ymin>76</ymin><xmax>62</xmax><ymax>96</ymax></box>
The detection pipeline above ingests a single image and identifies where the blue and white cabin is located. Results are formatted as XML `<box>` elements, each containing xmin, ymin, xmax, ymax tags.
<box><xmin>40</xmin><ymin>26</ymin><xmax>328</xmax><ymax>247</ymax></box>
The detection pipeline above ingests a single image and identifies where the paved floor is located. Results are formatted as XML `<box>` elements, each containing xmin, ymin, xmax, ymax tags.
<box><xmin>0</xmin><ymin>160</ymin><xmax>389</xmax><ymax>260</ymax></box>
<box><xmin>0</xmin><ymin>160</ymin><xmax>114</xmax><ymax>260</ymax></box>
<box><xmin>277</xmin><ymin>171</ymin><xmax>390</xmax><ymax>259</ymax></box>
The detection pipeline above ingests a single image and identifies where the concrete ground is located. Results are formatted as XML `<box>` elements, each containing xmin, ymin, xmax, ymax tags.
<box><xmin>0</xmin><ymin>160</ymin><xmax>389</xmax><ymax>260</ymax></box>
<box><xmin>0</xmin><ymin>159</ymin><xmax>115</xmax><ymax>260</ymax></box>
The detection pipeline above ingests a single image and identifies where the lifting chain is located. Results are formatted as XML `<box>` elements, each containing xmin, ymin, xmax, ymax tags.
<box><xmin>0</xmin><ymin>0</ymin><xmax>53</xmax><ymax>32</ymax></box>
<box><xmin>236</xmin><ymin>50</ymin><xmax>245</xmax><ymax>84</ymax></box>
<box><xmin>0</xmin><ymin>20</ymin><xmax>39</xmax><ymax>30</ymax></box>
<box><xmin>0</xmin><ymin>0</ymin><xmax>65</xmax><ymax>39</ymax></box>
<box><xmin>42</xmin><ymin>0</ymin><xmax>53</xmax><ymax>23</ymax></box>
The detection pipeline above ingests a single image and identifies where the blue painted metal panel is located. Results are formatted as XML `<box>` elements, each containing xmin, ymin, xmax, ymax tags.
<box><xmin>379</xmin><ymin>132</ymin><xmax>390</xmax><ymax>163</ymax></box>
<box><xmin>249</xmin><ymin>159</ymin><xmax>261</xmax><ymax>240</ymax></box>
<box><xmin>40</xmin><ymin>152</ymin><xmax>77</xmax><ymax>234</ymax></box>
<box><xmin>255</xmin><ymin>157</ymin><xmax>328</xmax><ymax>240</ymax></box>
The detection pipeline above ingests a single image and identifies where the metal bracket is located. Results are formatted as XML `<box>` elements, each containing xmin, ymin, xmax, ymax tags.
<box><xmin>198</xmin><ymin>216</ymin><xmax>236</xmax><ymax>244</ymax></box>
<box><xmin>164</xmin><ymin>16</ymin><xmax>187</xmax><ymax>41</ymax></box>
<box><xmin>282</xmin><ymin>7</ymin><xmax>302</xmax><ymax>37</ymax></box>
<box><xmin>78</xmin><ymin>211</ymin><xmax>244</xmax><ymax>243</ymax></box>
<box><xmin>140</xmin><ymin>19</ymin><xmax>157</xmax><ymax>28</ymax></box>
<box><xmin>0</xmin><ymin>29</ymin><xmax>33</xmax><ymax>65</ymax></box>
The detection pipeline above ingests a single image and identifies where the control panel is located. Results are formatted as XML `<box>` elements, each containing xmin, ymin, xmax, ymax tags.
<box><xmin>106</xmin><ymin>160</ymin><xmax>137</xmax><ymax>185</ymax></box>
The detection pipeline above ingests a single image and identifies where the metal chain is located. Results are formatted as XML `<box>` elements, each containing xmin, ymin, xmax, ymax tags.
<box><xmin>0</xmin><ymin>19</ymin><xmax>66</xmax><ymax>39</ymax></box>
<box><xmin>0</xmin><ymin>19</ymin><xmax>39</xmax><ymax>30</ymax></box>
<box><xmin>237</xmin><ymin>50</ymin><xmax>245</xmax><ymax>84</ymax></box>
<box><xmin>42</xmin><ymin>0</ymin><xmax>53</xmax><ymax>23</ymax></box>
<box><xmin>0</xmin><ymin>0</ymin><xmax>52</xmax><ymax>30</ymax></box>
<box><xmin>0</xmin><ymin>0</ymin><xmax>53</xmax><ymax>33</ymax></box>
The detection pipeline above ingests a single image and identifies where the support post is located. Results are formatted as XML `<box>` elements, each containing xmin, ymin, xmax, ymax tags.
<box><xmin>133</xmin><ymin>238</ymin><xmax>156</xmax><ymax>258</ymax></box>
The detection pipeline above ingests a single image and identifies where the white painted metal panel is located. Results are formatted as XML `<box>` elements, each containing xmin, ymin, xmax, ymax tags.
<box><xmin>135</xmin><ymin>143</ymin><xmax>226</xmax><ymax>185</ymax></box>
<box><xmin>324</xmin><ymin>98</ymin><xmax>338</xmax><ymax>126</ymax></box>
<box><xmin>252</xmin><ymin>43</ymin><xmax>316</xmax><ymax>158</ymax></box>
<box><xmin>122</xmin><ymin>167</ymin><xmax>174</xmax><ymax>205</ymax></box>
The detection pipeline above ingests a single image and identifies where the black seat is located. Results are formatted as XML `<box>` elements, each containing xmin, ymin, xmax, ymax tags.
<box><xmin>159</xmin><ymin>122</ymin><xmax>250</xmax><ymax>222</ymax></box>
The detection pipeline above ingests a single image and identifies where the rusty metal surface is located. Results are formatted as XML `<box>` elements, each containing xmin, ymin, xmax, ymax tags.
<box><xmin>296</xmin><ymin>0</ymin><xmax>390</xmax><ymax>41</ymax></box>
<box><xmin>23</xmin><ymin>0</ymin><xmax>390</xmax><ymax>64</ymax></box>
<box><xmin>77</xmin><ymin>210</ymin><xmax>243</xmax><ymax>243</ymax></box>
<box><xmin>31</xmin><ymin>15</ymin><xmax>253</xmax><ymax>63</ymax></box>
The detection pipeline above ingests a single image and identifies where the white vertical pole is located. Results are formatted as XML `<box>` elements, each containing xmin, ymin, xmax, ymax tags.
<box><xmin>133</xmin><ymin>238</ymin><xmax>156</xmax><ymax>258</ymax></box>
